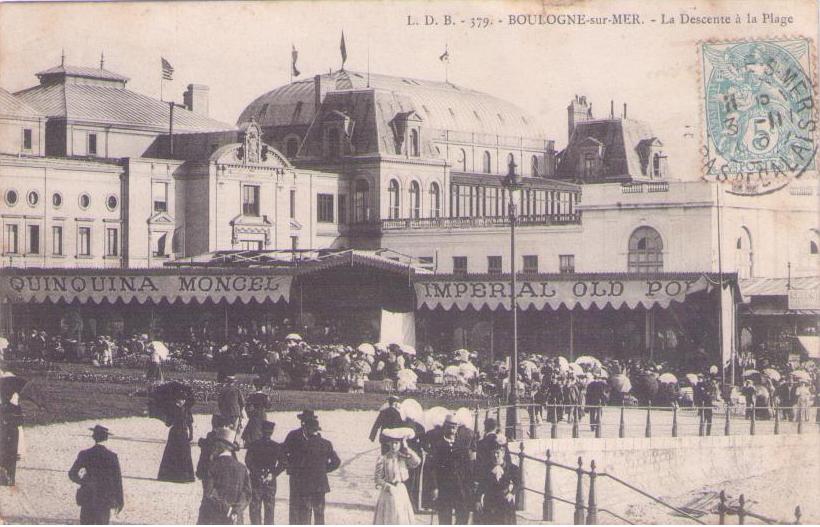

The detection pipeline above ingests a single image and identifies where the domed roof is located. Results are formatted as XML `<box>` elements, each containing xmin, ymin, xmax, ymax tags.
<box><xmin>238</xmin><ymin>70</ymin><xmax>546</xmax><ymax>140</ymax></box>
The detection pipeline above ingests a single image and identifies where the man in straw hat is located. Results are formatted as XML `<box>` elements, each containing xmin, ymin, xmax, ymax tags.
<box><xmin>286</xmin><ymin>416</ymin><xmax>341</xmax><ymax>524</ymax></box>
<box><xmin>428</xmin><ymin>414</ymin><xmax>473</xmax><ymax>525</ymax></box>
<box><xmin>68</xmin><ymin>425</ymin><xmax>124</xmax><ymax>525</ymax></box>
<box><xmin>198</xmin><ymin>429</ymin><xmax>252</xmax><ymax>524</ymax></box>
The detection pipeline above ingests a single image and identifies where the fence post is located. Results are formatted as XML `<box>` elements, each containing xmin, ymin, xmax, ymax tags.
<box><xmin>619</xmin><ymin>406</ymin><xmax>626</xmax><ymax>438</ymax></box>
<box><xmin>774</xmin><ymin>405</ymin><xmax>780</xmax><ymax>435</ymax></box>
<box><xmin>516</xmin><ymin>442</ymin><xmax>526</xmax><ymax>511</ymax></box>
<box><xmin>795</xmin><ymin>505</ymin><xmax>802</xmax><ymax>525</ymax></box>
<box><xmin>551</xmin><ymin>417</ymin><xmax>558</xmax><ymax>439</ymax></box>
<box><xmin>698</xmin><ymin>406</ymin><xmax>705</xmax><ymax>436</ymax></box>
<box><xmin>797</xmin><ymin>413</ymin><xmax>803</xmax><ymax>434</ymax></box>
<box><xmin>645</xmin><ymin>406</ymin><xmax>652</xmax><ymax>438</ymax></box>
<box><xmin>750</xmin><ymin>404</ymin><xmax>756</xmax><ymax>436</ymax></box>
<box><xmin>572</xmin><ymin>411</ymin><xmax>580</xmax><ymax>438</ymax></box>
<box><xmin>595</xmin><ymin>406</ymin><xmax>602</xmax><ymax>438</ymax></box>
<box><xmin>738</xmin><ymin>494</ymin><xmax>746</xmax><ymax>525</ymax></box>
<box><xmin>530</xmin><ymin>405</ymin><xmax>538</xmax><ymax>439</ymax></box>
<box><xmin>542</xmin><ymin>449</ymin><xmax>554</xmax><ymax>522</ymax></box>
<box><xmin>586</xmin><ymin>459</ymin><xmax>598</xmax><ymax>525</ymax></box>
<box><xmin>574</xmin><ymin>457</ymin><xmax>585</xmax><ymax>525</ymax></box>
<box><xmin>672</xmin><ymin>406</ymin><xmax>678</xmax><ymax>437</ymax></box>
<box><xmin>725</xmin><ymin>404</ymin><xmax>731</xmax><ymax>436</ymax></box>
<box><xmin>718</xmin><ymin>490</ymin><xmax>726</xmax><ymax>525</ymax></box>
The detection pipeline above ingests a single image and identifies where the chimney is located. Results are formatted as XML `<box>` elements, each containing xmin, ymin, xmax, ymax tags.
<box><xmin>183</xmin><ymin>84</ymin><xmax>209</xmax><ymax>117</ymax></box>
<box><xmin>567</xmin><ymin>95</ymin><xmax>591</xmax><ymax>142</ymax></box>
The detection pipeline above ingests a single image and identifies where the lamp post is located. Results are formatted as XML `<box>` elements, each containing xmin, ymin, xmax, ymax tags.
<box><xmin>503</xmin><ymin>157</ymin><xmax>523</xmax><ymax>439</ymax></box>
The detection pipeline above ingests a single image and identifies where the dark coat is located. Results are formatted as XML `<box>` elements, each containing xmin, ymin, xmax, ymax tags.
<box><xmin>369</xmin><ymin>407</ymin><xmax>404</xmax><ymax>441</ymax></box>
<box><xmin>199</xmin><ymin>454</ymin><xmax>252</xmax><ymax>524</ymax></box>
<box><xmin>196</xmin><ymin>430</ymin><xmax>237</xmax><ymax>481</ymax></box>
<box><xmin>585</xmin><ymin>380</ymin><xmax>609</xmax><ymax>406</ymax></box>
<box><xmin>245</xmin><ymin>438</ymin><xmax>285</xmax><ymax>490</ymax></box>
<box><xmin>285</xmin><ymin>433</ymin><xmax>341</xmax><ymax>496</ymax></box>
<box><xmin>218</xmin><ymin>385</ymin><xmax>244</xmax><ymax>420</ymax></box>
<box><xmin>475</xmin><ymin>462</ymin><xmax>520</xmax><ymax>525</ymax></box>
<box><xmin>428</xmin><ymin>436</ymin><xmax>473</xmax><ymax>507</ymax></box>
<box><xmin>68</xmin><ymin>444</ymin><xmax>124</xmax><ymax>513</ymax></box>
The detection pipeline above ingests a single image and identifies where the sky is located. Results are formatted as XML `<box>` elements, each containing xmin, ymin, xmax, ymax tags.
<box><xmin>0</xmin><ymin>0</ymin><xmax>816</xmax><ymax>179</ymax></box>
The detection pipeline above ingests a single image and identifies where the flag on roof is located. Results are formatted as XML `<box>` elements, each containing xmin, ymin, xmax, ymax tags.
<box><xmin>340</xmin><ymin>31</ymin><xmax>347</xmax><ymax>67</ymax></box>
<box><xmin>439</xmin><ymin>45</ymin><xmax>450</xmax><ymax>62</ymax></box>
<box><xmin>161</xmin><ymin>57</ymin><xmax>174</xmax><ymax>81</ymax></box>
<box><xmin>291</xmin><ymin>44</ymin><xmax>300</xmax><ymax>77</ymax></box>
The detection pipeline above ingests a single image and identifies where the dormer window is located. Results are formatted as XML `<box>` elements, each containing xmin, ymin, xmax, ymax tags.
<box><xmin>326</xmin><ymin>127</ymin><xmax>341</xmax><ymax>158</ymax></box>
<box><xmin>583</xmin><ymin>154</ymin><xmax>596</xmax><ymax>179</ymax></box>
<box><xmin>409</xmin><ymin>129</ymin><xmax>420</xmax><ymax>157</ymax></box>
<box><xmin>23</xmin><ymin>129</ymin><xmax>32</xmax><ymax>151</ymax></box>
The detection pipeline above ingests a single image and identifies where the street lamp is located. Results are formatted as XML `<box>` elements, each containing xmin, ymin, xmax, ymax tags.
<box><xmin>503</xmin><ymin>156</ymin><xmax>523</xmax><ymax>439</ymax></box>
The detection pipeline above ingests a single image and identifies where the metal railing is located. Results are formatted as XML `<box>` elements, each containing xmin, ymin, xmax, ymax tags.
<box><xmin>347</xmin><ymin>212</ymin><xmax>582</xmax><ymax>232</ymax></box>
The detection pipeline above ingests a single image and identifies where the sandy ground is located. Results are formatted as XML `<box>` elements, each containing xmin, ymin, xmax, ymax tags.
<box><xmin>1</xmin><ymin>409</ymin><xmax>815</xmax><ymax>525</ymax></box>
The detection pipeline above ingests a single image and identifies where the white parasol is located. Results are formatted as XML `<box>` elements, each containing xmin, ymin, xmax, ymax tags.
<box><xmin>357</xmin><ymin>343</ymin><xmax>376</xmax><ymax>356</ymax></box>
<box><xmin>557</xmin><ymin>356</ymin><xmax>570</xmax><ymax>372</ymax></box>
<box><xmin>454</xmin><ymin>407</ymin><xmax>473</xmax><ymax>428</ymax></box>
<box><xmin>568</xmin><ymin>363</ymin><xmax>584</xmax><ymax>375</ymax></box>
<box><xmin>149</xmin><ymin>341</ymin><xmax>169</xmax><ymax>360</ymax></box>
<box><xmin>685</xmin><ymin>373</ymin><xmax>699</xmax><ymax>385</ymax></box>
<box><xmin>453</xmin><ymin>348</ymin><xmax>470</xmax><ymax>362</ymax></box>
<box><xmin>458</xmin><ymin>362</ymin><xmax>478</xmax><ymax>380</ymax></box>
<box><xmin>791</xmin><ymin>370</ymin><xmax>811</xmax><ymax>382</ymax></box>
<box><xmin>762</xmin><ymin>368</ymin><xmax>781</xmax><ymax>381</ymax></box>
<box><xmin>424</xmin><ymin>406</ymin><xmax>449</xmax><ymax>431</ymax></box>
<box><xmin>401</xmin><ymin>398</ymin><xmax>424</xmax><ymax>424</ymax></box>
<box><xmin>0</xmin><ymin>337</ymin><xmax>8</xmax><ymax>351</ymax></box>
<box><xmin>575</xmin><ymin>355</ymin><xmax>602</xmax><ymax>368</ymax></box>
<box><xmin>658</xmin><ymin>373</ymin><xmax>678</xmax><ymax>384</ymax></box>
<box><xmin>399</xmin><ymin>344</ymin><xmax>417</xmax><ymax>356</ymax></box>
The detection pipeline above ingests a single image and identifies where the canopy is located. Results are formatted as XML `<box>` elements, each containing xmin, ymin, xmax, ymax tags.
<box><xmin>414</xmin><ymin>275</ymin><xmax>710</xmax><ymax>311</ymax></box>
<box><xmin>1</xmin><ymin>271</ymin><xmax>292</xmax><ymax>304</ymax></box>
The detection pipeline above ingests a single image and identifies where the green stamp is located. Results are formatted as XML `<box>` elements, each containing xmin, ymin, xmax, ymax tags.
<box><xmin>701</xmin><ymin>39</ymin><xmax>817</xmax><ymax>195</ymax></box>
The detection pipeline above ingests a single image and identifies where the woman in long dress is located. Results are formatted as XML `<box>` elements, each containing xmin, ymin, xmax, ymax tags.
<box><xmin>373</xmin><ymin>428</ymin><xmax>421</xmax><ymax>525</ymax></box>
<box><xmin>158</xmin><ymin>399</ymin><xmax>195</xmax><ymax>482</ymax></box>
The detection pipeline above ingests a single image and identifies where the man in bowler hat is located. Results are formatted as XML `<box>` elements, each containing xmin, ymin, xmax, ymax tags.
<box><xmin>245</xmin><ymin>421</ymin><xmax>285</xmax><ymax>525</ymax></box>
<box><xmin>283</xmin><ymin>410</ymin><xmax>316</xmax><ymax>523</ymax></box>
<box><xmin>428</xmin><ymin>414</ymin><xmax>473</xmax><ymax>525</ymax></box>
<box><xmin>285</xmin><ymin>417</ymin><xmax>341</xmax><ymax>524</ymax></box>
<box><xmin>68</xmin><ymin>425</ymin><xmax>124</xmax><ymax>525</ymax></box>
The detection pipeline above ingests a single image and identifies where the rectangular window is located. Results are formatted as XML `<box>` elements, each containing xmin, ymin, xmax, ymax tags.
<box><xmin>582</xmin><ymin>154</ymin><xmax>595</xmax><ymax>179</ymax></box>
<box><xmin>4</xmin><ymin>224</ymin><xmax>18</xmax><ymax>254</ymax></box>
<box><xmin>28</xmin><ymin>225</ymin><xmax>39</xmax><ymax>254</ymax></box>
<box><xmin>152</xmin><ymin>181</ymin><xmax>168</xmax><ymax>213</ymax></box>
<box><xmin>317</xmin><ymin>194</ymin><xmax>334</xmax><ymax>223</ymax></box>
<box><xmin>559</xmin><ymin>254</ymin><xmax>575</xmax><ymax>274</ymax></box>
<box><xmin>106</xmin><ymin>228</ymin><xmax>119</xmax><ymax>257</ymax></box>
<box><xmin>418</xmin><ymin>256</ymin><xmax>435</xmax><ymax>271</ymax></box>
<box><xmin>78</xmin><ymin>226</ymin><xmax>91</xmax><ymax>256</ymax></box>
<box><xmin>487</xmin><ymin>255</ymin><xmax>502</xmax><ymax>275</ymax></box>
<box><xmin>242</xmin><ymin>185</ymin><xmax>260</xmax><ymax>217</ymax></box>
<box><xmin>289</xmin><ymin>190</ymin><xmax>296</xmax><ymax>219</ymax></box>
<box><xmin>88</xmin><ymin>133</ymin><xmax>98</xmax><ymax>155</ymax></box>
<box><xmin>240</xmin><ymin>240</ymin><xmax>262</xmax><ymax>251</ymax></box>
<box><xmin>523</xmin><ymin>255</ymin><xmax>539</xmax><ymax>274</ymax></box>
<box><xmin>52</xmin><ymin>226</ymin><xmax>63</xmax><ymax>255</ymax></box>
<box><xmin>23</xmin><ymin>129</ymin><xmax>33</xmax><ymax>151</ymax></box>
<box><xmin>337</xmin><ymin>194</ymin><xmax>347</xmax><ymax>224</ymax></box>
<box><xmin>453</xmin><ymin>256</ymin><xmax>468</xmax><ymax>275</ymax></box>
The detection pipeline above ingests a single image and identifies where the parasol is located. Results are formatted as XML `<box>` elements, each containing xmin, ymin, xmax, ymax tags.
<box><xmin>149</xmin><ymin>341</ymin><xmax>169</xmax><ymax>361</ymax></box>
<box><xmin>568</xmin><ymin>363</ymin><xmax>584</xmax><ymax>375</ymax></box>
<box><xmin>396</xmin><ymin>369</ymin><xmax>418</xmax><ymax>392</ymax></box>
<box><xmin>520</xmin><ymin>360</ymin><xmax>538</xmax><ymax>375</ymax></box>
<box><xmin>424</xmin><ymin>406</ymin><xmax>449</xmax><ymax>431</ymax></box>
<box><xmin>0</xmin><ymin>337</ymin><xmax>8</xmax><ymax>351</ymax></box>
<box><xmin>598</xmin><ymin>368</ymin><xmax>610</xmax><ymax>380</ymax></box>
<box><xmin>453</xmin><ymin>349</ymin><xmax>470</xmax><ymax>362</ymax></box>
<box><xmin>610</xmin><ymin>373</ymin><xmax>632</xmax><ymax>394</ymax></box>
<box><xmin>399</xmin><ymin>344</ymin><xmax>417</xmax><ymax>356</ymax></box>
<box><xmin>458</xmin><ymin>362</ymin><xmax>478</xmax><ymax>380</ymax></box>
<box><xmin>454</xmin><ymin>407</ymin><xmax>472</xmax><ymax>428</ymax></box>
<box><xmin>658</xmin><ymin>373</ymin><xmax>678</xmax><ymax>384</ymax></box>
<box><xmin>575</xmin><ymin>356</ymin><xmax>602</xmax><ymax>368</ymax></box>
<box><xmin>444</xmin><ymin>365</ymin><xmax>461</xmax><ymax>377</ymax></box>
<box><xmin>557</xmin><ymin>356</ymin><xmax>570</xmax><ymax>371</ymax></box>
<box><xmin>401</xmin><ymin>398</ymin><xmax>424</xmax><ymax>424</ymax></box>
<box><xmin>791</xmin><ymin>370</ymin><xmax>811</xmax><ymax>382</ymax></box>
<box><xmin>147</xmin><ymin>381</ymin><xmax>195</xmax><ymax>423</ymax></box>
<box><xmin>762</xmin><ymin>368</ymin><xmax>781</xmax><ymax>381</ymax></box>
<box><xmin>742</xmin><ymin>369</ymin><xmax>761</xmax><ymax>379</ymax></box>
<box><xmin>685</xmin><ymin>373</ymin><xmax>699</xmax><ymax>385</ymax></box>
<box><xmin>357</xmin><ymin>343</ymin><xmax>376</xmax><ymax>356</ymax></box>
<box><xmin>374</xmin><ymin>342</ymin><xmax>388</xmax><ymax>353</ymax></box>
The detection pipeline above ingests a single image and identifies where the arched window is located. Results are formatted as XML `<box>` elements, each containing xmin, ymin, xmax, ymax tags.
<box><xmin>483</xmin><ymin>151</ymin><xmax>492</xmax><ymax>174</ymax></box>
<box><xmin>430</xmin><ymin>182</ymin><xmax>441</xmax><ymax>218</ymax></box>
<box><xmin>388</xmin><ymin>179</ymin><xmax>400</xmax><ymax>219</ymax></box>
<box><xmin>286</xmin><ymin>137</ymin><xmax>300</xmax><ymax>158</ymax></box>
<box><xmin>409</xmin><ymin>129</ymin><xmax>420</xmax><ymax>157</ymax></box>
<box><xmin>628</xmin><ymin>226</ymin><xmax>663</xmax><ymax>273</ymax></box>
<box><xmin>735</xmin><ymin>227</ymin><xmax>752</xmax><ymax>279</ymax></box>
<box><xmin>409</xmin><ymin>181</ymin><xmax>420</xmax><ymax>218</ymax></box>
<box><xmin>531</xmin><ymin>155</ymin><xmax>539</xmax><ymax>177</ymax></box>
<box><xmin>353</xmin><ymin>179</ymin><xmax>370</xmax><ymax>223</ymax></box>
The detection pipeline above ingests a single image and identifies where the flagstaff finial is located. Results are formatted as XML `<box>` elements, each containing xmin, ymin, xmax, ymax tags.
<box><xmin>100</xmin><ymin>51</ymin><xmax>105</xmax><ymax>70</ymax></box>
<box><xmin>61</xmin><ymin>49</ymin><xmax>65</xmax><ymax>67</ymax></box>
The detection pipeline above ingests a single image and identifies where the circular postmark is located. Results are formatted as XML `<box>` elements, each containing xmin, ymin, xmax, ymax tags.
<box><xmin>701</xmin><ymin>39</ymin><xmax>817</xmax><ymax>195</ymax></box>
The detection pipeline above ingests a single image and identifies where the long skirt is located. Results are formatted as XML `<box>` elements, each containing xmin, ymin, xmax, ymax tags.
<box><xmin>158</xmin><ymin>425</ymin><xmax>195</xmax><ymax>482</ymax></box>
<box><xmin>374</xmin><ymin>482</ymin><xmax>415</xmax><ymax>525</ymax></box>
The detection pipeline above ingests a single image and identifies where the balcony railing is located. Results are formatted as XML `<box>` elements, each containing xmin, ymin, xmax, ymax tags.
<box><xmin>346</xmin><ymin>213</ymin><xmax>582</xmax><ymax>233</ymax></box>
<box><xmin>621</xmin><ymin>181</ymin><xmax>669</xmax><ymax>193</ymax></box>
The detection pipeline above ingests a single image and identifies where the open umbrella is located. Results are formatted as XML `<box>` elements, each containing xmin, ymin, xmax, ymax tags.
<box><xmin>791</xmin><ymin>370</ymin><xmax>811</xmax><ymax>382</ymax></box>
<box><xmin>568</xmin><ymin>363</ymin><xmax>584</xmax><ymax>375</ymax></box>
<box><xmin>598</xmin><ymin>368</ymin><xmax>610</xmax><ymax>380</ymax></box>
<box><xmin>742</xmin><ymin>369</ymin><xmax>761</xmax><ymax>379</ymax></box>
<box><xmin>424</xmin><ymin>406</ymin><xmax>449</xmax><ymax>431</ymax></box>
<box><xmin>557</xmin><ymin>356</ymin><xmax>570</xmax><ymax>371</ymax></box>
<box><xmin>575</xmin><ymin>356</ymin><xmax>602</xmax><ymax>368</ymax></box>
<box><xmin>685</xmin><ymin>373</ymin><xmax>699</xmax><ymax>385</ymax></box>
<box><xmin>610</xmin><ymin>374</ymin><xmax>632</xmax><ymax>394</ymax></box>
<box><xmin>399</xmin><ymin>344</ymin><xmax>417</xmax><ymax>356</ymax></box>
<box><xmin>401</xmin><ymin>398</ymin><xmax>424</xmax><ymax>424</ymax></box>
<box><xmin>658</xmin><ymin>373</ymin><xmax>678</xmax><ymax>384</ymax></box>
<box><xmin>148</xmin><ymin>381</ymin><xmax>195</xmax><ymax>423</ymax></box>
<box><xmin>149</xmin><ymin>341</ymin><xmax>169</xmax><ymax>360</ymax></box>
<box><xmin>454</xmin><ymin>407</ymin><xmax>472</xmax><ymax>428</ymax></box>
<box><xmin>357</xmin><ymin>343</ymin><xmax>376</xmax><ymax>356</ymax></box>
<box><xmin>520</xmin><ymin>360</ymin><xmax>538</xmax><ymax>376</ymax></box>
<box><xmin>453</xmin><ymin>349</ymin><xmax>470</xmax><ymax>362</ymax></box>
<box><xmin>458</xmin><ymin>362</ymin><xmax>478</xmax><ymax>380</ymax></box>
<box><xmin>762</xmin><ymin>368</ymin><xmax>781</xmax><ymax>381</ymax></box>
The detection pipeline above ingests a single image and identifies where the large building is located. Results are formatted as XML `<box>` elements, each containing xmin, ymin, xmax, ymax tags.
<box><xmin>0</xmin><ymin>60</ymin><xmax>816</xmax><ymax>365</ymax></box>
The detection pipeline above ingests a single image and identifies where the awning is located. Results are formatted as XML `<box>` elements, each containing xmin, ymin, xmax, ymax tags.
<box><xmin>797</xmin><ymin>336</ymin><xmax>820</xmax><ymax>359</ymax></box>
<box><xmin>414</xmin><ymin>274</ymin><xmax>711</xmax><ymax>311</ymax></box>
<box><xmin>0</xmin><ymin>271</ymin><xmax>292</xmax><ymax>304</ymax></box>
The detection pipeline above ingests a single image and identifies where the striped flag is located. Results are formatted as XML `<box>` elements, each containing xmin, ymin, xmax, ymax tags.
<box><xmin>161</xmin><ymin>57</ymin><xmax>174</xmax><ymax>81</ymax></box>
<box><xmin>291</xmin><ymin>45</ymin><xmax>300</xmax><ymax>77</ymax></box>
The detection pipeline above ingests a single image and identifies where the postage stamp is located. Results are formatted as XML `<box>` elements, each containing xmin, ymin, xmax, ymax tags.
<box><xmin>700</xmin><ymin>38</ymin><xmax>818</xmax><ymax>195</ymax></box>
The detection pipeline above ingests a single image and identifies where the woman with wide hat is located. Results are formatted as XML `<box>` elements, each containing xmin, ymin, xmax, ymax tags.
<box><xmin>158</xmin><ymin>397</ymin><xmax>195</xmax><ymax>483</ymax></box>
<box><xmin>373</xmin><ymin>427</ymin><xmax>421</xmax><ymax>525</ymax></box>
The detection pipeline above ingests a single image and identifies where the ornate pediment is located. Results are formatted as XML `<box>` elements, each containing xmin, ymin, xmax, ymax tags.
<box><xmin>229</xmin><ymin>214</ymin><xmax>273</xmax><ymax>227</ymax></box>
<box><xmin>147</xmin><ymin>211</ymin><xmax>175</xmax><ymax>226</ymax></box>
<box><xmin>212</xmin><ymin>120</ymin><xmax>292</xmax><ymax>169</ymax></box>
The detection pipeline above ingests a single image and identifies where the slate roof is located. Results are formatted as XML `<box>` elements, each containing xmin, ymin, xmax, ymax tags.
<box><xmin>557</xmin><ymin>118</ymin><xmax>657</xmax><ymax>181</ymax></box>
<box><xmin>0</xmin><ymin>87</ymin><xmax>43</xmax><ymax>119</ymax></box>
<box><xmin>36</xmin><ymin>65</ymin><xmax>130</xmax><ymax>83</ymax></box>
<box><xmin>15</xmin><ymin>82</ymin><xmax>233</xmax><ymax>133</ymax></box>
<box><xmin>238</xmin><ymin>69</ymin><xmax>546</xmax><ymax>140</ymax></box>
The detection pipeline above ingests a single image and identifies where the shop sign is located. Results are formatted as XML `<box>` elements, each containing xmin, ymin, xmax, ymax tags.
<box><xmin>414</xmin><ymin>276</ymin><xmax>709</xmax><ymax>310</ymax></box>
<box><xmin>0</xmin><ymin>273</ymin><xmax>292</xmax><ymax>304</ymax></box>
<box><xmin>788</xmin><ymin>288</ymin><xmax>820</xmax><ymax>310</ymax></box>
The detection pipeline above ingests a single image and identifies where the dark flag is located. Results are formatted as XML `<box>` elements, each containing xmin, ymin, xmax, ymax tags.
<box><xmin>161</xmin><ymin>57</ymin><xmax>174</xmax><ymax>81</ymax></box>
<box><xmin>291</xmin><ymin>44</ymin><xmax>300</xmax><ymax>77</ymax></box>
<box><xmin>439</xmin><ymin>46</ymin><xmax>450</xmax><ymax>63</ymax></box>
<box><xmin>340</xmin><ymin>31</ymin><xmax>347</xmax><ymax>67</ymax></box>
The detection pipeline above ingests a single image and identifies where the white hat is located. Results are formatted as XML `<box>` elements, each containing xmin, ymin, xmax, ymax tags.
<box><xmin>381</xmin><ymin>427</ymin><xmax>416</xmax><ymax>441</ymax></box>
<box><xmin>285</xmin><ymin>333</ymin><xmax>303</xmax><ymax>342</ymax></box>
